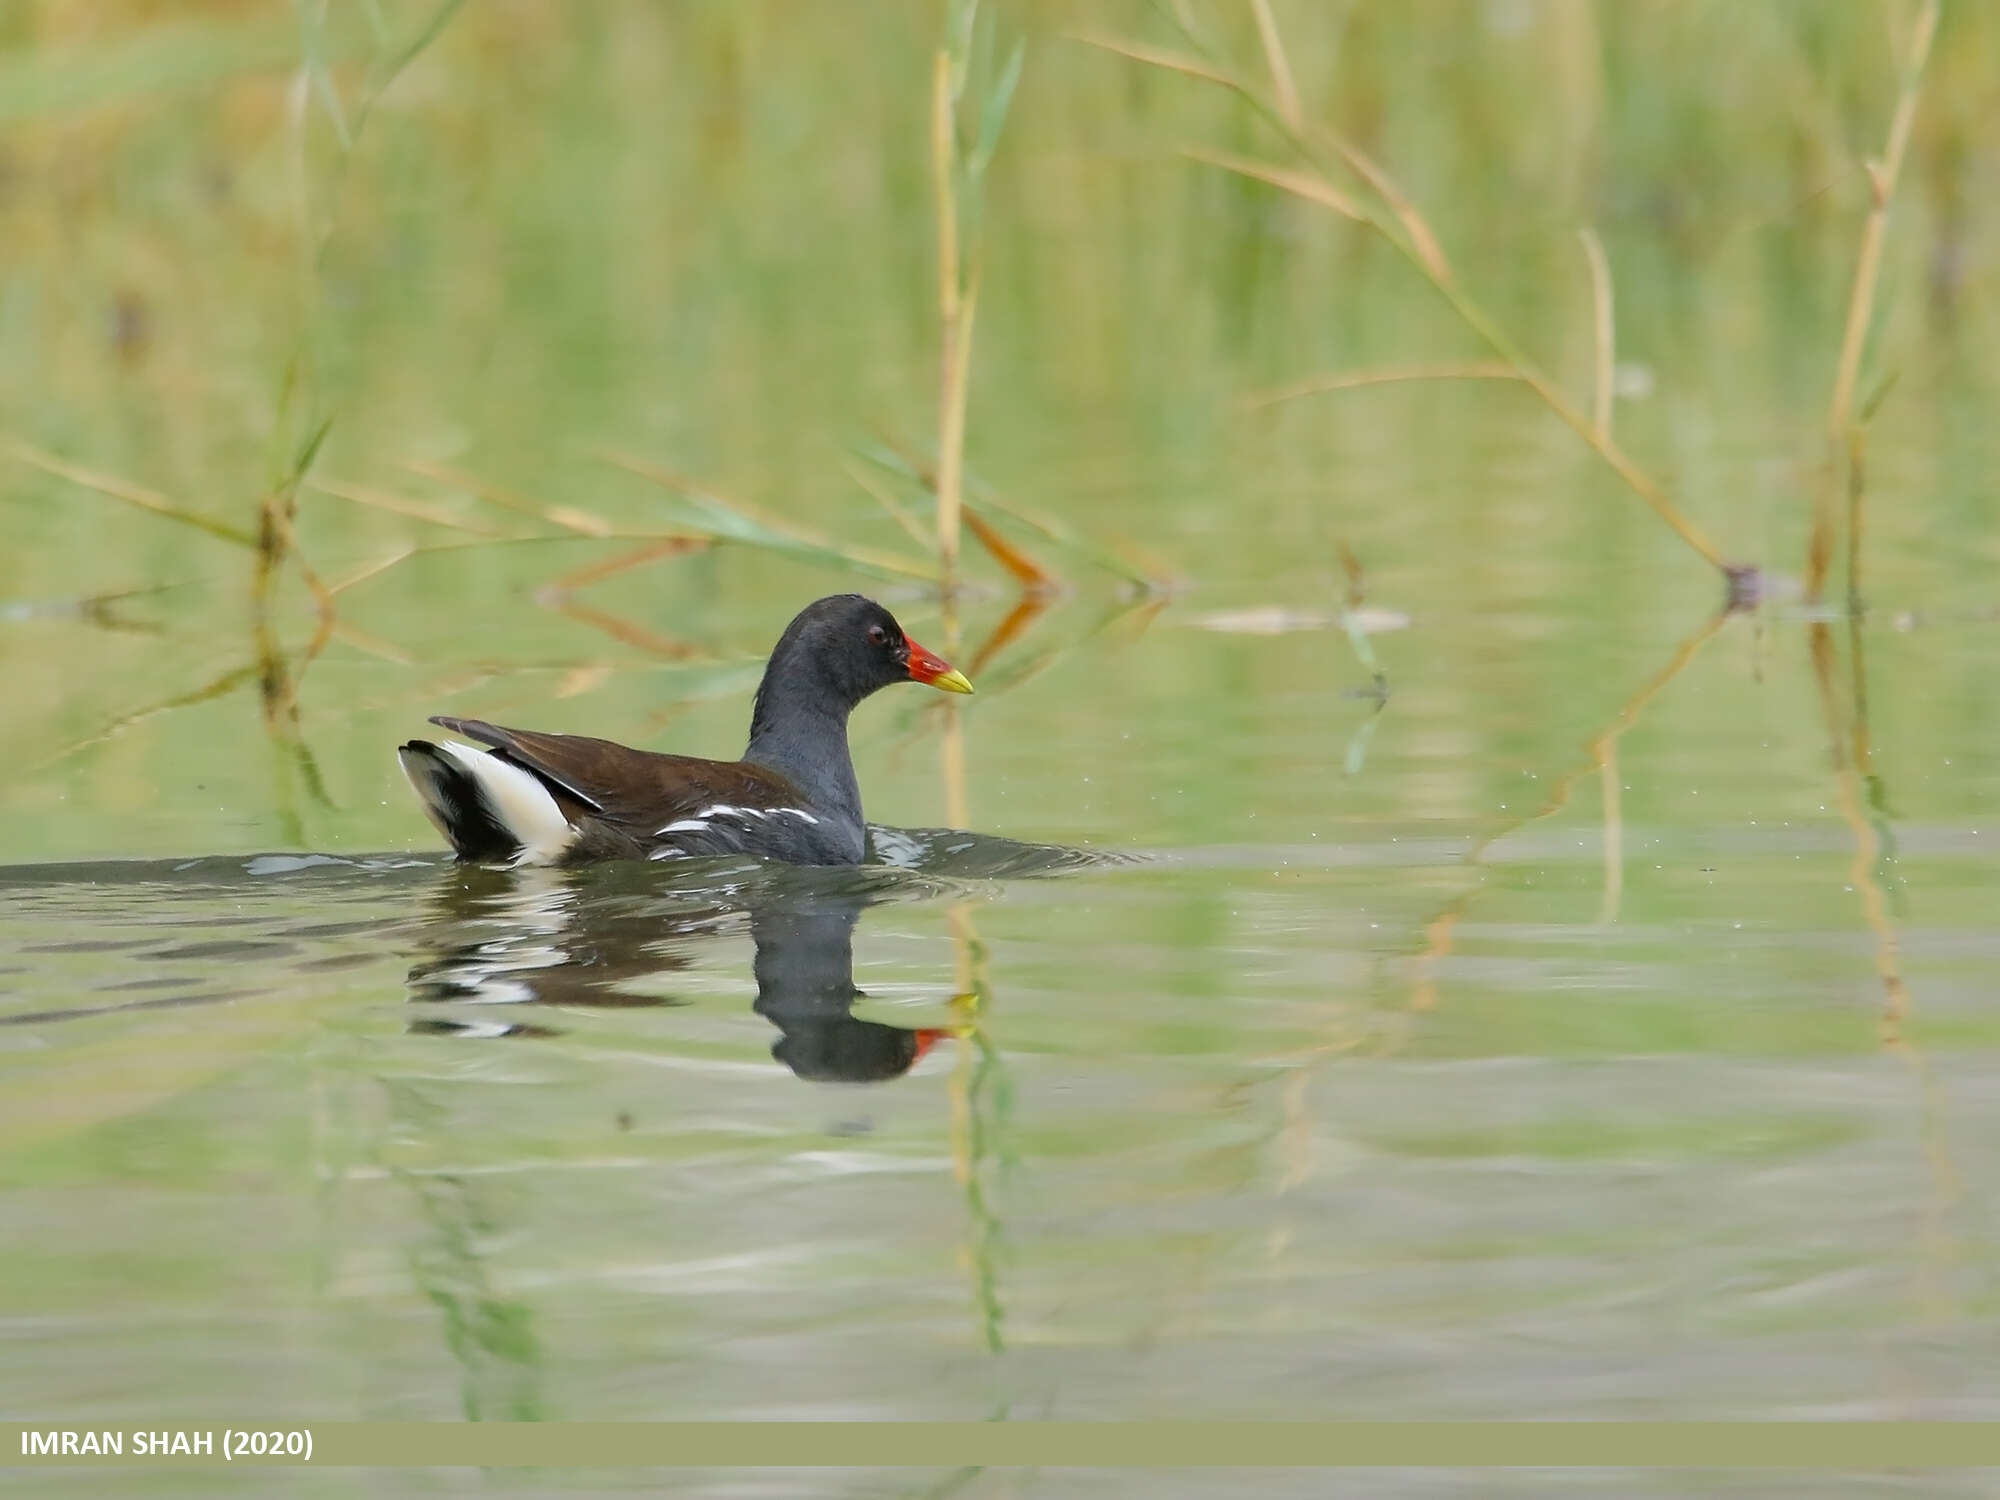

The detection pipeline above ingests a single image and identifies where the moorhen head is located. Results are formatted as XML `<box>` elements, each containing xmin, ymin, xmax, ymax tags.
<box><xmin>397</xmin><ymin>594</ymin><xmax>972</xmax><ymax>867</ymax></box>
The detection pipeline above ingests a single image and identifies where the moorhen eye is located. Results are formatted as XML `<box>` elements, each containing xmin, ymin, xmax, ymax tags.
<box><xmin>867</xmin><ymin>625</ymin><xmax>888</xmax><ymax>645</ymax></box>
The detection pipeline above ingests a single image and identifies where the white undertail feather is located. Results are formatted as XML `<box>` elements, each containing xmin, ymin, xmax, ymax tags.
<box><xmin>437</xmin><ymin>742</ymin><xmax>577</xmax><ymax>866</ymax></box>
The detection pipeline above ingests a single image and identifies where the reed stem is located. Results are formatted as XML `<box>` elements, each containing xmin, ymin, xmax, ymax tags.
<box><xmin>931</xmin><ymin>48</ymin><xmax>965</xmax><ymax>589</ymax></box>
<box><xmin>1811</xmin><ymin>0</ymin><xmax>1940</xmax><ymax>604</ymax></box>
<box><xmin>1086</xmin><ymin>20</ymin><xmax>1730</xmax><ymax>576</ymax></box>
<box><xmin>1578</xmin><ymin>227</ymin><xmax>1615</xmax><ymax>439</ymax></box>
<box><xmin>1827</xmin><ymin>0</ymin><xmax>1939</xmax><ymax>441</ymax></box>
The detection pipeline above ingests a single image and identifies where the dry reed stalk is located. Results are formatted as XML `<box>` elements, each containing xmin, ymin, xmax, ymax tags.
<box><xmin>325</xmin><ymin>547</ymin><xmax>416</xmax><ymax>596</ymax></box>
<box><xmin>1084</xmin><ymin>18</ymin><xmax>1731</xmax><ymax>576</ymax></box>
<box><xmin>598</xmin><ymin>450</ymin><xmax>936</xmax><ymax>579</ymax></box>
<box><xmin>6</xmin><ymin>440</ymin><xmax>254</xmax><ymax>547</ymax></box>
<box><xmin>941</xmin><ymin>278</ymin><xmax>980</xmax><ymax>597</ymax></box>
<box><xmin>929</xmin><ymin>8</ymin><xmax>1002</xmax><ymax>831</ymax></box>
<box><xmin>1578</xmin><ymin>227</ymin><xmax>1615</xmax><ymax>438</ymax></box>
<box><xmin>540</xmin><ymin>536</ymin><xmax>710</xmax><ymax>595</ymax></box>
<box><xmin>1180</xmin><ymin>145</ymin><xmax>1363</xmax><ymax>216</ymax></box>
<box><xmin>399</xmin><ymin>459</ymin><xmax>616</xmax><ymax>537</ymax></box>
<box><xmin>967</xmin><ymin>592</ymin><xmax>1053</xmax><ymax>676</ymax></box>
<box><xmin>932</xmin><ymin>48</ymin><xmax>967</xmax><ymax>589</ymax></box>
<box><xmin>940</xmin><ymin>685</ymin><xmax>970</xmax><ymax>831</ymax></box>
<box><xmin>1071</xmin><ymin>31</ymin><xmax>1235</xmax><ymax>90</ymax></box>
<box><xmin>1597</xmin><ymin>741</ymin><xmax>1623</xmax><ymax>926</ymax></box>
<box><xmin>1248</xmin><ymin>0</ymin><xmax>1302</xmax><ymax>131</ymax></box>
<box><xmin>308</xmin><ymin>477</ymin><xmax>507</xmax><ymax>535</ymax></box>
<box><xmin>1845</xmin><ymin>426</ymin><xmax>1869</xmax><ymax>613</ymax></box>
<box><xmin>35</xmin><ymin>661</ymin><xmax>260</xmax><ymax>769</ymax></box>
<box><xmin>843</xmin><ymin>461</ymin><xmax>936</xmax><ymax>552</ymax></box>
<box><xmin>962</xmin><ymin>509</ymin><xmax>1057</xmax><ymax>595</ymax></box>
<box><xmin>1827</xmin><ymin>0</ymin><xmax>1941</xmax><ymax>440</ymax></box>
<box><xmin>1811</xmin><ymin>0</ymin><xmax>1941</xmax><ymax>603</ymax></box>
<box><xmin>1430</xmin><ymin>267</ymin><xmax>1725</xmax><ymax>569</ymax></box>
<box><xmin>856</xmin><ymin>437</ymin><xmax>1149</xmax><ymax>587</ymax></box>
<box><xmin>1247</xmin><ymin>362</ymin><xmax>1523</xmax><ymax>411</ymax></box>
<box><xmin>256</xmin><ymin>1</ymin><xmax>467</xmax><ymax>706</ymax></box>
<box><xmin>323</xmin><ymin>618</ymin><xmax>413</xmax><ymax>666</ymax></box>
<box><xmin>540</xmin><ymin>598</ymin><xmax>707</xmax><ymax>662</ymax></box>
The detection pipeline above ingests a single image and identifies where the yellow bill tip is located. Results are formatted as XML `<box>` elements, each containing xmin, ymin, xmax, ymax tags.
<box><xmin>929</xmin><ymin>667</ymin><xmax>975</xmax><ymax>695</ymax></box>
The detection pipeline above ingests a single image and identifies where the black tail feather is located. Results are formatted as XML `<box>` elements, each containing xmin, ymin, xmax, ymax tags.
<box><xmin>397</xmin><ymin>739</ymin><xmax>520</xmax><ymax>863</ymax></box>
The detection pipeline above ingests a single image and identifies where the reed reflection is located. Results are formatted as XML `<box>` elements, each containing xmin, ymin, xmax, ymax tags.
<box><xmin>404</xmin><ymin>864</ymin><xmax>946</xmax><ymax>1083</ymax></box>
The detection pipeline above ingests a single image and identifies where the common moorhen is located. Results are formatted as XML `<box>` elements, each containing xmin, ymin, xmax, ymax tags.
<box><xmin>398</xmin><ymin>594</ymin><xmax>973</xmax><ymax>867</ymax></box>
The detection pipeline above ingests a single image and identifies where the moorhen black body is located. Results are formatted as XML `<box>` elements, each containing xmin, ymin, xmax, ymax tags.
<box><xmin>398</xmin><ymin>594</ymin><xmax>973</xmax><ymax>867</ymax></box>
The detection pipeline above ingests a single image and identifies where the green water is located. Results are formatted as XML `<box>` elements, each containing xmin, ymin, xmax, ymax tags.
<box><xmin>5</xmin><ymin>3</ymin><xmax>2000</xmax><ymax>1494</ymax></box>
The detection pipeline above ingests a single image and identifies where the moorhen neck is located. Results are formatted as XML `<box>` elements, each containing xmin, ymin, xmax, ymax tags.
<box><xmin>397</xmin><ymin>594</ymin><xmax>972</xmax><ymax>867</ymax></box>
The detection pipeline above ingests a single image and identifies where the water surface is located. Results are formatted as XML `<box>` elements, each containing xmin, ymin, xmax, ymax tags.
<box><xmin>5</xmin><ymin>4</ymin><xmax>2000</xmax><ymax>1494</ymax></box>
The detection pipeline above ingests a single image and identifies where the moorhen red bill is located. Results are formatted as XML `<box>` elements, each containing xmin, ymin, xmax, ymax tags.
<box><xmin>398</xmin><ymin>594</ymin><xmax>973</xmax><ymax>867</ymax></box>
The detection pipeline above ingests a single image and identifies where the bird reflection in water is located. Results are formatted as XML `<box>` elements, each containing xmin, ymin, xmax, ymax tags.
<box><xmin>403</xmin><ymin>863</ymin><xmax>948</xmax><ymax>1083</ymax></box>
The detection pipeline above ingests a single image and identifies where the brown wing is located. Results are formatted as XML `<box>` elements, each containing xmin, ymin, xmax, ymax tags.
<box><xmin>427</xmin><ymin>716</ymin><xmax>806</xmax><ymax>831</ymax></box>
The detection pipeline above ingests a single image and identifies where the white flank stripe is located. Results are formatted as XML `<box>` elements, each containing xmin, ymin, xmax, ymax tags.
<box><xmin>439</xmin><ymin>742</ymin><xmax>576</xmax><ymax>866</ymax></box>
<box><xmin>653</xmin><ymin>804</ymin><xmax>817</xmax><ymax>837</ymax></box>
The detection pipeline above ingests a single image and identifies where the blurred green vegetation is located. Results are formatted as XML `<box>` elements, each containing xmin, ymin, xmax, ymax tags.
<box><xmin>6</xmin><ymin>4</ymin><xmax>2000</xmax><ymax>1434</ymax></box>
<box><xmin>0</xmin><ymin>0</ymin><xmax>1994</xmax><ymax>859</ymax></box>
